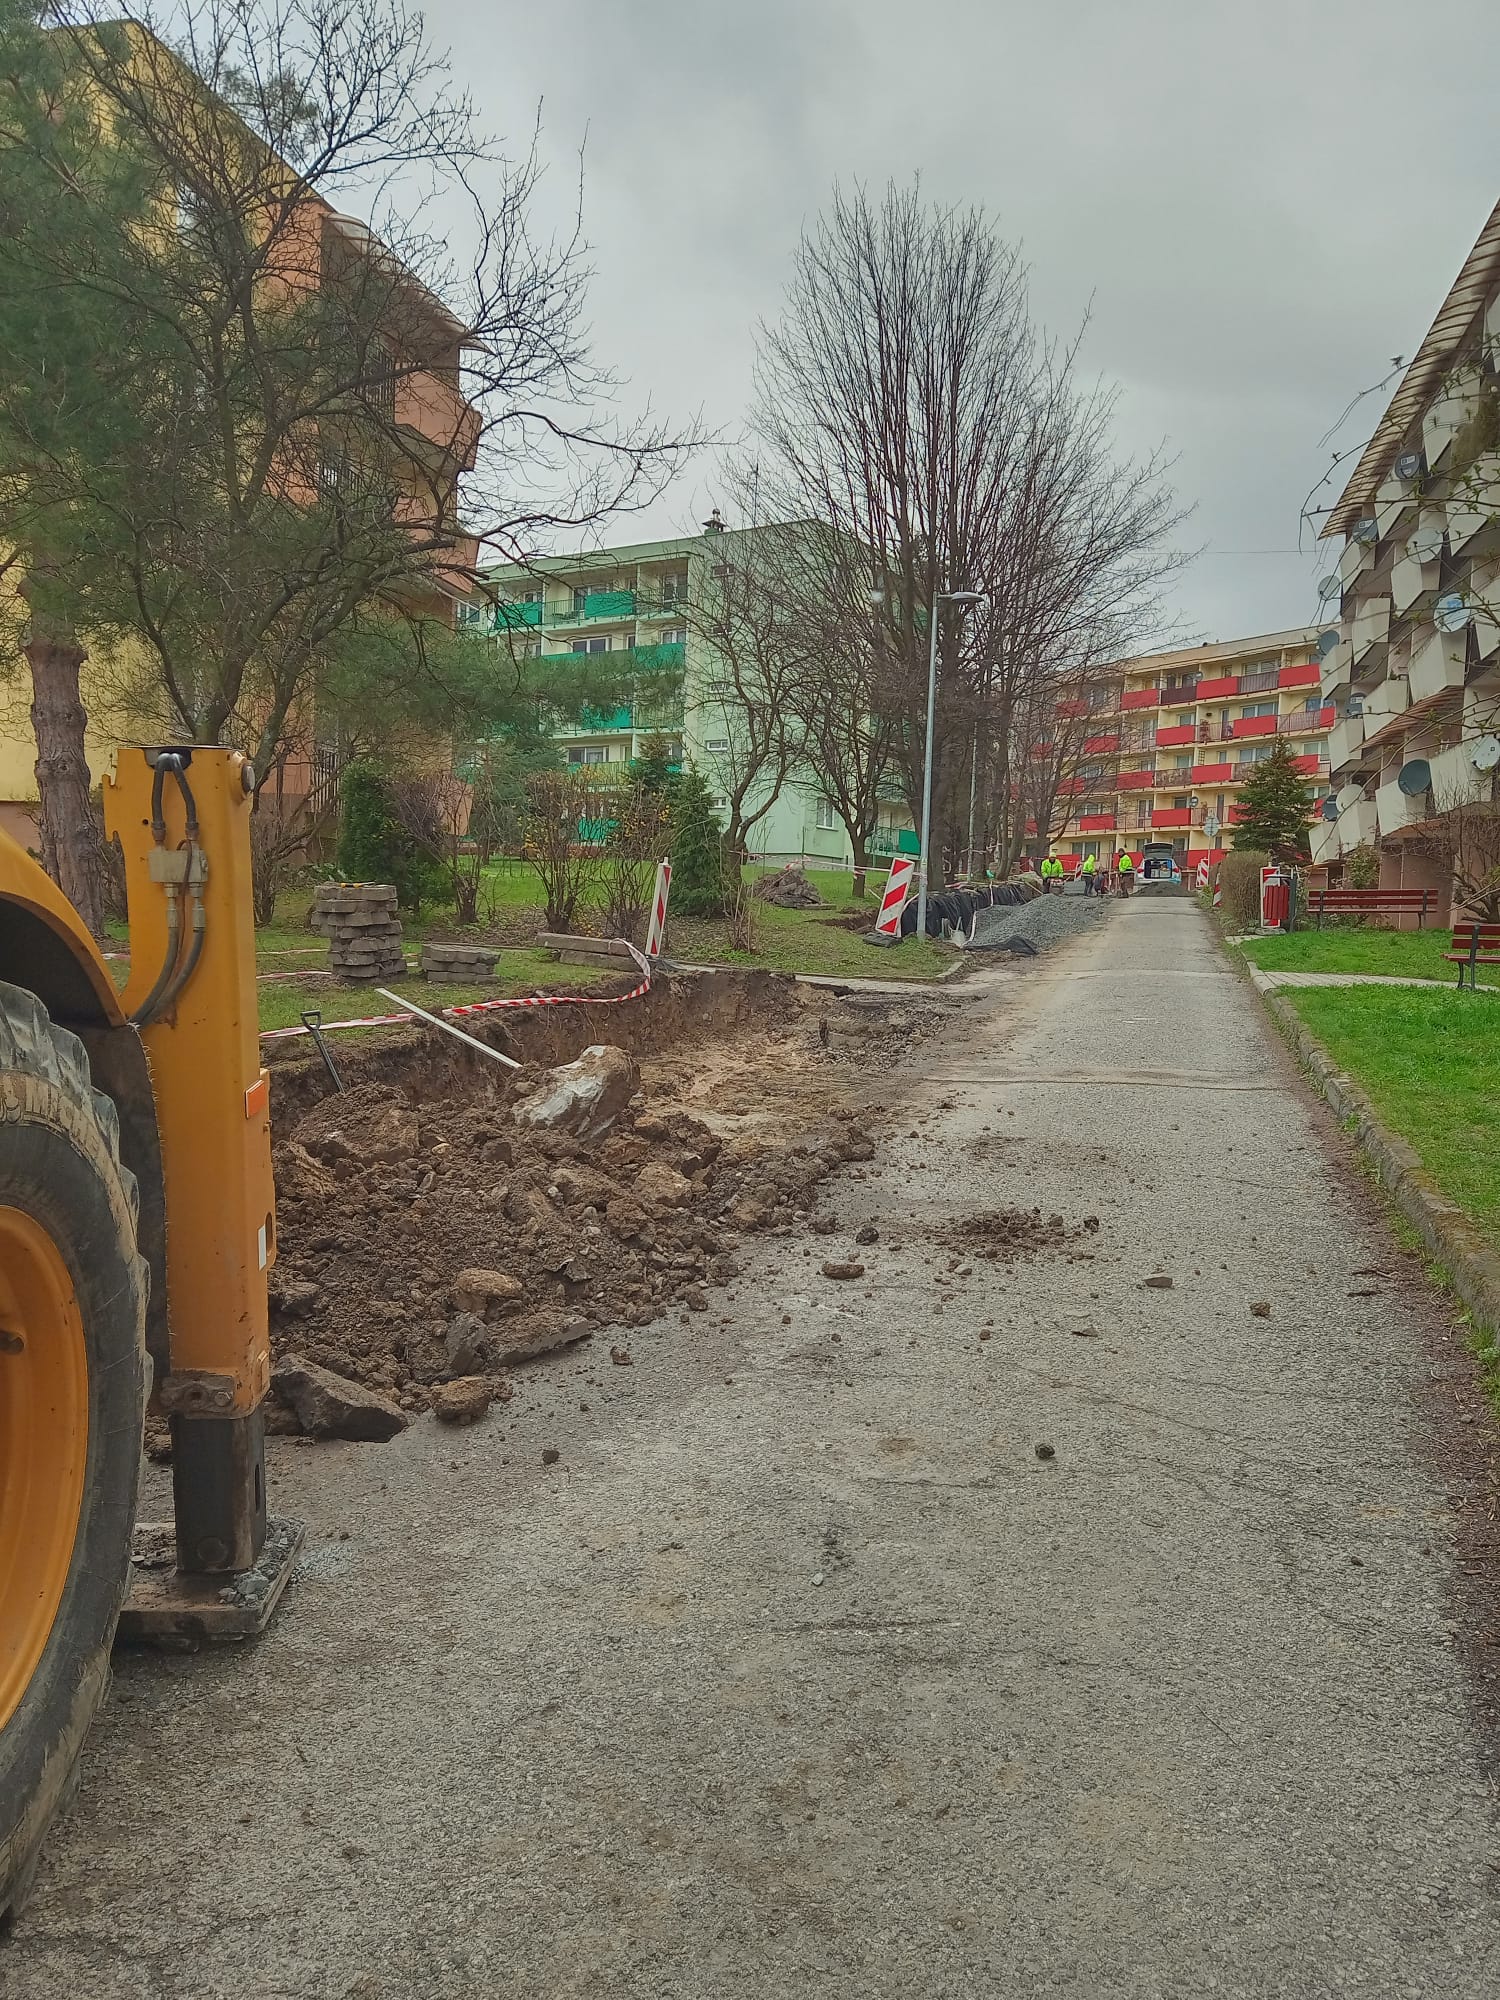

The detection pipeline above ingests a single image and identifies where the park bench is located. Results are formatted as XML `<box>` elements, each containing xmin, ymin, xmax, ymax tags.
<box><xmin>1307</xmin><ymin>886</ymin><xmax>1435</xmax><ymax>929</ymax></box>
<box><xmin>1444</xmin><ymin>921</ymin><xmax>1500</xmax><ymax>990</ymax></box>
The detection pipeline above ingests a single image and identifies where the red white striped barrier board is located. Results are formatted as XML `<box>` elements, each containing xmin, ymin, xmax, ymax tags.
<box><xmin>1196</xmin><ymin>858</ymin><xmax>1210</xmax><ymax>889</ymax></box>
<box><xmin>875</xmin><ymin>855</ymin><xmax>915</xmax><ymax>937</ymax></box>
<box><xmin>1212</xmin><ymin>882</ymin><xmax>1223</xmax><ymax>909</ymax></box>
<box><xmin>260</xmin><ymin>943</ymin><xmax>657</xmax><ymax>1044</ymax></box>
<box><xmin>645</xmin><ymin>858</ymin><xmax>672</xmax><ymax>958</ymax></box>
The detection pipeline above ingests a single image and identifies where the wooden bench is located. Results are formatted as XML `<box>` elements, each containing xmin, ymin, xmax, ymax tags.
<box><xmin>1445</xmin><ymin>922</ymin><xmax>1500</xmax><ymax>989</ymax></box>
<box><xmin>1308</xmin><ymin>887</ymin><xmax>1435</xmax><ymax>929</ymax></box>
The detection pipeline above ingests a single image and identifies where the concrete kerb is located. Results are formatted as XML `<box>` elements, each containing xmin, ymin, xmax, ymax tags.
<box><xmin>1220</xmin><ymin>927</ymin><xmax>1500</xmax><ymax>1342</ymax></box>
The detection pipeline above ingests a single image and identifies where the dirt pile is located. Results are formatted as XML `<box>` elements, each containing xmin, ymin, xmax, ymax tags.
<box><xmin>928</xmin><ymin>1205</ymin><xmax>1100</xmax><ymax>1263</ymax></box>
<box><xmin>265</xmin><ymin>1051</ymin><xmax>877</xmax><ymax>1426</ymax></box>
<box><xmin>752</xmin><ymin>865</ymin><xmax>823</xmax><ymax>909</ymax></box>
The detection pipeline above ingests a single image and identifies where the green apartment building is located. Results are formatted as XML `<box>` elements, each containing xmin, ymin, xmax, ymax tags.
<box><xmin>476</xmin><ymin>515</ymin><xmax>916</xmax><ymax>867</ymax></box>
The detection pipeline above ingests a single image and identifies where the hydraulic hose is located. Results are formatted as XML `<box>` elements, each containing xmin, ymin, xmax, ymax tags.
<box><xmin>128</xmin><ymin>879</ymin><xmax>182</xmax><ymax>1027</ymax></box>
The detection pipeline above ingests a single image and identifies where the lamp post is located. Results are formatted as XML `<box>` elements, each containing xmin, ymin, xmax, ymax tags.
<box><xmin>916</xmin><ymin>589</ymin><xmax>986</xmax><ymax>945</ymax></box>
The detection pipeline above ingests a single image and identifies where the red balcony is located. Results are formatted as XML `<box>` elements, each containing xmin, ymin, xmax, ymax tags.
<box><xmin>1116</xmin><ymin>768</ymin><xmax>1156</xmax><ymax>789</ymax></box>
<box><xmin>1056</xmin><ymin>699</ymin><xmax>1089</xmax><ymax>719</ymax></box>
<box><xmin>1191</xmin><ymin>761</ymin><xmax>1234</xmax><ymax>784</ymax></box>
<box><xmin>1291</xmin><ymin>754</ymin><xmax>1328</xmax><ymax>776</ymax></box>
<box><xmin>1056</xmin><ymin>777</ymin><xmax>1085</xmax><ymax>796</ymax></box>
<box><xmin>1083</xmin><ymin>733</ymin><xmax>1119</xmax><ymax>755</ymax></box>
<box><xmin>1231</xmin><ymin>713</ymin><xmax>1279</xmax><ymax>738</ymax></box>
<box><xmin>1121</xmin><ymin>687</ymin><xmax>1160</xmax><ymax>711</ymax></box>
<box><xmin>1155</xmin><ymin>724</ymin><xmax>1196</xmax><ymax>748</ymax></box>
<box><xmin>1078</xmin><ymin>812</ymin><xmax>1115</xmax><ymax>832</ymax></box>
<box><xmin>1196</xmin><ymin>675</ymin><xmax>1238</xmax><ymax>700</ymax></box>
<box><xmin>1314</xmin><ymin>703</ymin><xmax>1336</xmax><ymax>729</ymax></box>
<box><xmin>1151</xmin><ymin>807</ymin><xmax>1192</xmax><ymax>828</ymax></box>
<box><xmin>1278</xmin><ymin>661</ymin><xmax>1320</xmax><ymax>689</ymax></box>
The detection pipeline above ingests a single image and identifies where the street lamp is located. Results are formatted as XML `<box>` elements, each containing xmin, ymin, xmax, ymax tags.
<box><xmin>916</xmin><ymin>589</ymin><xmax>986</xmax><ymax>946</ymax></box>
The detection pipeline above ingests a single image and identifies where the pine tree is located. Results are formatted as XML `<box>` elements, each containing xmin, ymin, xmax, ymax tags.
<box><xmin>1231</xmin><ymin>740</ymin><xmax>1312</xmax><ymax>860</ymax></box>
<box><xmin>669</xmin><ymin>770</ymin><xmax>729</xmax><ymax>916</ymax></box>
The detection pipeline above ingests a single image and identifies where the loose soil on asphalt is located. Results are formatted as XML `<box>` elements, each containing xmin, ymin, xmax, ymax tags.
<box><xmin>12</xmin><ymin>896</ymin><xmax>1500</xmax><ymax>1998</ymax></box>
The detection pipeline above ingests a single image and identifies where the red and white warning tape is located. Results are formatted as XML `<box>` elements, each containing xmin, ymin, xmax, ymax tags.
<box><xmin>259</xmin><ymin>942</ymin><xmax>657</xmax><ymax>1044</ymax></box>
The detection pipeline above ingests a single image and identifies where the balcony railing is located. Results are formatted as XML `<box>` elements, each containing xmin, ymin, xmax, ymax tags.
<box><xmin>496</xmin><ymin>589</ymin><xmax>690</xmax><ymax>630</ymax></box>
<box><xmin>1159</xmin><ymin>680</ymin><xmax>1199</xmax><ymax>706</ymax></box>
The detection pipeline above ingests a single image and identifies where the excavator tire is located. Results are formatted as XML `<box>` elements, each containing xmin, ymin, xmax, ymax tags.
<box><xmin>0</xmin><ymin>981</ymin><xmax>147</xmax><ymax>1931</ymax></box>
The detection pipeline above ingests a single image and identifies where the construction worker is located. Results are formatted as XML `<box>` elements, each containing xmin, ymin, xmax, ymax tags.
<box><xmin>1116</xmin><ymin>847</ymin><xmax>1135</xmax><ymax>897</ymax></box>
<box><xmin>1081</xmin><ymin>852</ymin><xmax>1097</xmax><ymax>896</ymax></box>
<box><xmin>1044</xmin><ymin>853</ymin><xmax>1060</xmax><ymax>892</ymax></box>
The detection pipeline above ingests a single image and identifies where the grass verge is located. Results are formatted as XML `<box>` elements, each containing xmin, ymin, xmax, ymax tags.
<box><xmin>1279</xmin><ymin>982</ymin><xmax>1500</xmax><ymax>1241</ymax></box>
<box><xmin>1237</xmin><ymin>927</ymin><xmax>1454</xmax><ymax>981</ymax></box>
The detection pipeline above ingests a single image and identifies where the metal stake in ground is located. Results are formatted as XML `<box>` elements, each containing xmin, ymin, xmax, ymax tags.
<box><xmin>375</xmin><ymin>988</ymin><xmax>523</xmax><ymax>1069</ymax></box>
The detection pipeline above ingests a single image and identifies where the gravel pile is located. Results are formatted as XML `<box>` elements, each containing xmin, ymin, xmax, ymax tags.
<box><xmin>968</xmin><ymin>891</ymin><xmax>1113</xmax><ymax>953</ymax></box>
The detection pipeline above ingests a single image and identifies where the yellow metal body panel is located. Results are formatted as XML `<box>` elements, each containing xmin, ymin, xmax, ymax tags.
<box><xmin>0</xmin><ymin>832</ymin><xmax>124</xmax><ymax>1025</ymax></box>
<box><xmin>103</xmin><ymin>747</ymin><xmax>273</xmax><ymax>1415</ymax></box>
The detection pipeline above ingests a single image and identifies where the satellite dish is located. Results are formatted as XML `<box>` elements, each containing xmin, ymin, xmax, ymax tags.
<box><xmin>1473</xmin><ymin>735</ymin><xmax>1500</xmax><ymax>772</ymax></box>
<box><xmin>1394</xmin><ymin>450</ymin><xmax>1424</xmax><ymax>482</ymax></box>
<box><xmin>1316</xmin><ymin>628</ymin><xmax>1341</xmax><ymax>657</ymax></box>
<box><xmin>1346</xmin><ymin>696</ymin><xmax>1364</xmax><ymax>717</ymax></box>
<box><xmin>1409</xmin><ymin>522</ymin><xmax>1444</xmax><ymax>563</ymax></box>
<box><xmin>1353</xmin><ymin>517</ymin><xmax>1379</xmax><ymax>545</ymax></box>
<box><xmin>1436</xmin><ymin>592</ymin><xmax>1472</xmax><ymax>633</ymax></box>
<box><xmin>1321</xmin><ymin>797</ymin><xmax>1340</xmax><ymax>821</ymax></box>
<box><xmin>1317</xmin><ymin>573</ymin><xmax>1342</xmax><ymax>603</ymax></box>
<box><xmin>1396</xmin><ymin>758</ymin><xmax>1432</xmax><ymax>796</ymax></box>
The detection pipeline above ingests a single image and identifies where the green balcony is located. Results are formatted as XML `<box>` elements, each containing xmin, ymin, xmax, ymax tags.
<box><xmin>869</xmin><ymin>826</ymin><xmax>920</xmax><ymax>857</ymax></box>
<box><xmin>577</xmin><ymin>705</ymin><xmax>633</xmax><ymax>731</ymax></box>
<box><xmin>629</xmin><ymin>640</ymin><xmax>685</xmax><ymax>671</ymax></box>
<box><xmin>495</xmin><ymin>589</ymin><xmax>638</xmax><ymax>629</ymax></box>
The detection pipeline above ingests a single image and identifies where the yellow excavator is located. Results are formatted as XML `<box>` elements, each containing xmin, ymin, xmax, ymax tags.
<box><xmin>0</xmin><ymin>744</ymin><xmax>294</xmax><ymax>1925</ymax></box>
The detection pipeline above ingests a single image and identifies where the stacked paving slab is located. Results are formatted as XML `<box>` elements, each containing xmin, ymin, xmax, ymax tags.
<box><xmin>310</xmin><ymin>881</ymin><xmax>406</xmax><ymax>981</ymax></box>
<box><xmin>421</xmin><ymin>942</ymin><xmax>500</xmax><ymax>984</ymax></box>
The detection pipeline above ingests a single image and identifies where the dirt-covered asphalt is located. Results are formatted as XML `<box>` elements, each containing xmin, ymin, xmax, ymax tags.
<box><xmin>11</xmin><ymin>895</ymin><xmax>1500</xmax><ymax>1998</ymax></box>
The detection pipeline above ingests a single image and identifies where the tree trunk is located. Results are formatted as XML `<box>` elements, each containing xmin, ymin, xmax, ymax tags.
<box><xmin>850</xmin><ymin>833</ymin><xmax>869</xmax><ymax>899</ymax></box>
<box><xmin>24</xmin><ymin>624</ymin><xmax>106</xmax><ymax>937</ymax></box>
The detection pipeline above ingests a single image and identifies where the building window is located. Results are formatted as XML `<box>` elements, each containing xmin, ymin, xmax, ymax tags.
<box><xmin>571</xmin><ymin>637</ymin><xmax>610</xmax><ymax>655</ymax></box>
<box><xmin>660</xmin><ymin>625</ymin><xmax>686</xmax><ymax>645</ymax></box>
<box><xmin>1173</xmin><ymin>754</ymin><xmax>1192</xmax><ymax>770</ymax></box>
<box><xmin>660</xmin><ymin>571</ymin><xmax>688</xmax><ymax>607</ymax></box>
<box><xmin>1171</xmin><ymin>795</ymin><xmax>1189</xmax><ymax>810</ymax></box>
<box><xmin>815</xmin><ymin>798</ymin><xmax>837</xmax><ymax>831</ymax></box>
<box><xmin>455</xmin><ymin>602</ymin><xmax>484</xmax><ymax>628</ymax></box>
<box><xmin>566</xmin><ymin>745</ymin><xmax>608</xmax><ymax>766</ymax></box>
<box><xmin>1239</xmin><ymin>701</ymin><xmax>1276</xmax><ymax>719</ymax></box>
<box><xmin>704</xmin><ymin>736</ymin><xmax>730</xmax><ymax>755</ymax></box>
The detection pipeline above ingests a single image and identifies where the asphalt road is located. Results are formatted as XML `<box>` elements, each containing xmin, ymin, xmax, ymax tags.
<box><xmin>10</xmin><ymin>896</ymin><xmax>1500</xmax><ymax>1998</ymax></box>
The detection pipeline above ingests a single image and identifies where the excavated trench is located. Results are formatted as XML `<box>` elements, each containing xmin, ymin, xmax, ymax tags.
<box><xmin>258</xmin><ymin>970</ymin><xmax>962</xmax><ymax>1428</ymax></box>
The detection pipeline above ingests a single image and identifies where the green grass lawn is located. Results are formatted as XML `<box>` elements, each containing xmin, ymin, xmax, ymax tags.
<box><xmin>109</xmin><ymin>856</ymin><xmax>947</xmax><ymax>1037</ymax></box>
<box><xmin>1283</xmin><ymin>983</ymin><xmax>1500</xmax><ymax>1238</ymax></box>
<box><xmin>1239</xmin><ymin>927</ymin><xmax>1455</xmax><ymax>981</ymax></box>
<box><xmin>256</xmin><ymin>951</ymin><xmax>623</xmax><ymax>1034</ymax></box>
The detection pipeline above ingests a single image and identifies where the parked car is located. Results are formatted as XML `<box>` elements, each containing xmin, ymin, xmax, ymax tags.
<box><xmin>1141</xmin><ymin>842</ymin><xmax>1180</xmax><ymax>883</ymax></box>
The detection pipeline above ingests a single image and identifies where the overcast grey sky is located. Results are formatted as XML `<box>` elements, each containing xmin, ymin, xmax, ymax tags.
<box><xmin>424</xmin><ymin>0</ymin><xmax>1500</xmax><ymax>649</ymax></box>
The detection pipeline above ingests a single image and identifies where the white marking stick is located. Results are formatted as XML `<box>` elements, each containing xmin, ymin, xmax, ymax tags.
<box><xmin>375</xmin><ymin>988</ymin><xmax>523</xmax><ymax>1069</ymax></box>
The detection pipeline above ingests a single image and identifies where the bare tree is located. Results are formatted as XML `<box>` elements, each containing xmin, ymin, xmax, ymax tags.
<box><xmin>749</xmin><ymin>182</ymin><xmax>1186</xmax><ymax>887</ymax></box>
<box><xmin>680</xmin><ymin>525</ymin><xmax>806</xmax><ymax>884</ymax></box>
<box><xmin>771</xmin><ymin>520</ymin><xmax>898</xmax><ymax>896</ymax></box>
<box><xmin>0</xmin><ymin>0</ymin><xmax>696</xmax><ymax>910</ymax></box>
<box><xmin>1407</xmin><ymin>789</ymin><xmax>1500</xmax><ymax>921</ymax></box>
<box><xmin>523</xmin><ymin>768</ymin><xmax>598</xmax><ymax>934</ymax></box>
<box><xmin>595</xmin><ymin>778</ymin><xmax>670</xmax><ymax>943</ymax></box>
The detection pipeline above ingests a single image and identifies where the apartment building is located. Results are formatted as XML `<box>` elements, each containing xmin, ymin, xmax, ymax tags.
<box><xmin>1050</xmin><ymin>627</ymin><xmax>1330</xmax><ymax>870</ymax></box>
<box><xmin>479</xmin><ymin>517</ymin><xmax>902</xmax><ymax>866</ymax></box>
<box><xmin>1315</xmin><ymin>197</ymin><xmax>1500</xmax><ymax>894</ymax></box>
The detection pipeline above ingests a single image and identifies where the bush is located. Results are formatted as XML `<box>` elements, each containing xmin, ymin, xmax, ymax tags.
<box><xmin>1345</xmin><ymin>843</ymin><xmax>1379</xmax><ymax>890</ymax></box>
<box><xmin>1217</xmin><ymin>848</ymin><xmax>1268</xmax><ymax>930</ymax></box>
<box><xmin>336</xmin><ymin>762</ymin><xmax>448</xmax><ymax>913</ymax></box>
<box><xmin>670</xmin><ymin>769</ymin><xmax>728</xmax><ymax>916</ymax></box>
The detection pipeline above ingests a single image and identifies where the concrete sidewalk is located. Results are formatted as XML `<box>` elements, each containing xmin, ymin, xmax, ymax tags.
<box><xmin>10</xmin><ymin>897</ymin><xmax>1499</xmax><ymax>1998</ymax></box>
